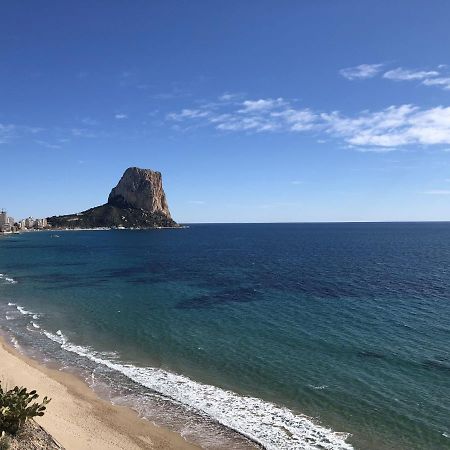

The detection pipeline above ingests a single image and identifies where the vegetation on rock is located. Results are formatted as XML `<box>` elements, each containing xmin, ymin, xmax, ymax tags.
<box><xmin>0</xmin><ymin>385</ymin><xmax>50</xmax><ymax>436</ymax></box>
<box><xmin>47</xmin><ymin>167</ymin><xmax>178</xmax><ymax>229</ymax></box>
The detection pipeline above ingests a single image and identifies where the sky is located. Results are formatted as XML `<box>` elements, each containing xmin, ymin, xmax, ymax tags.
<box><xmin>2</xmin><ymin>0</ymin><xmax>450</xmax><ymax>223</ymax></box>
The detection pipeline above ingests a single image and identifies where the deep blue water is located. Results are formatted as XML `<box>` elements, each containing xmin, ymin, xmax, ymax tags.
<box><xmin>0</xmin><ymin>223</ymin><xmax>449</xmax><ymax>449</ymax></box>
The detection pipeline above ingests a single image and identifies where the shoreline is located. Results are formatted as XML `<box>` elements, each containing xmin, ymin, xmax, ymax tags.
<box><xmin>0</xmin><ymin>298</ymin><xmax>354</xmax><ymax>450</ymax></box>
<box><xmin>0</xmin><ymin>334</ymin><xmax>200</xmax><ymax>450</ymax></box>
<box><xmin>2</xmin><ymin>225</ymin><xmax>189</xmax><ymax>234</ymax></box>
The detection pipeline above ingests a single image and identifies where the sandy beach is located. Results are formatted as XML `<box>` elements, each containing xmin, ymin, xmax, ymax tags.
<box><xmin>0</xmin><ymin>335</ymin><xmax>199</xmax><ymax>450</ymax></box>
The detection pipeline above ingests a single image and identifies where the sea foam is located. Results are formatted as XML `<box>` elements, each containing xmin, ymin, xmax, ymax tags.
<box><xmin>16</xmin><ymin>305</ymin><xmax>35</xmax><ymax>316</ymax></box>
<box><xmin>0</xmin><ymin>273</ymin><xmax>17</xmax><ymax>284</ymax></box>
<box><xmin>42</xmin><ymin>329</ymin><xmax>353</xmax><ymax>450</ymax></box>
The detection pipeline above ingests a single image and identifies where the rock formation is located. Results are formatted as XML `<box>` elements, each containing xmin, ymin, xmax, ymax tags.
<box><xmin>108</xmin><ymin>167</ymin><xmax>171</xmax><ymax>217</ymax></box>
<box><xmin>47</xmin><ymin>167</ymin><xmax>178</xmax><ymax>229</ymax></box>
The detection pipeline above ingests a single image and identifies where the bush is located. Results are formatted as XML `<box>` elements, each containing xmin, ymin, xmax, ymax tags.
<box><xmin>0</xmin><ymin>385</ymin><xmax>50</xmax><ymax>435</ymax></box>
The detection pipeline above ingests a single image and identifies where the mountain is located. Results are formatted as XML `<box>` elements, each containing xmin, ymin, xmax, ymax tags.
<box><xmin>47</xmin><ymin>167</ymin><xmax>178</xmax><ymax>229</ymax></box>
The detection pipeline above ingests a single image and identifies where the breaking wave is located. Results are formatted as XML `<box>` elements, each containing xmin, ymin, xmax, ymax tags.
<box><xmin>41</xmin><ymin>329</ymin><xmax>353</xmax><ymax>450</ymax></box>
<box><xmin>0</xmin><ymin>273</ymin><xmax>17</xmax><ymax>284</ymax></box>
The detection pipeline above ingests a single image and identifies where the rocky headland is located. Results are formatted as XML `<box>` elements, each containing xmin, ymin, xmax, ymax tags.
<box><xmin>47</xmin><ymin>167</ymin><xmax>178</xmax><ymax>229</ymax></box>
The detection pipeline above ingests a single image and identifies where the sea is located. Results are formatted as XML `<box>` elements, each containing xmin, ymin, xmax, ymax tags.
<box><xmin>0</xmin><ymin>223</ymin><xmax>449</xmax><ymax>449</ymax></box>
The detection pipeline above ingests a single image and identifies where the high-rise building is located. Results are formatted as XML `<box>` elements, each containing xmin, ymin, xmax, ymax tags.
<box><xmin>35</xmin><ymin>218</ymin><xmax>48</xmax><ymax>229</ymax></box>
<box><xmin>0</xmin><ymin>209</ymin><xmax>7</xmax><ymax>226</ymax></box>
<box><xmin>25</xmin><ymin>217</ymin><xmax>35</xmax><ymax>228</ymax></box>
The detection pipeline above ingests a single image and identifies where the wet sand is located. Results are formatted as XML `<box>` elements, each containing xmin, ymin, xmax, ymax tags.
<box><xmin>0</xmin><ymin>336</ymin><xmax>200</xmax><ymax>450</ymax></box>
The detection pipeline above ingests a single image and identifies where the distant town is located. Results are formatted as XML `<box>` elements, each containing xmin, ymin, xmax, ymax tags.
<box><xmin>0</xmin><ymin>208</ymin><xmax>49</xmax><ymax>234</ymax></box>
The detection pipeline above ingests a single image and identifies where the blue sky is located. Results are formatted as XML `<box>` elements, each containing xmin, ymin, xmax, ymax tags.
<box><xmin>2</xmin><ymin>1</ymin><xmax>450</xmax><ymax>222</ymax></box>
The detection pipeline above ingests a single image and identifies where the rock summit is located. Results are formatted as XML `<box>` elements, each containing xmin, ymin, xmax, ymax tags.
<box><xmin>47</xmin><ymin>167</ymin><xmax>178</xmax><ymax>229</ymax></box>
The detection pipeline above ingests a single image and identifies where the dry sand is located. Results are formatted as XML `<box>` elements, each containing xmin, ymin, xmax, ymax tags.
<box><xmin>0</xmin><ymin>336</ymin><xmax>200</xmax><ymax>450</ymax></box>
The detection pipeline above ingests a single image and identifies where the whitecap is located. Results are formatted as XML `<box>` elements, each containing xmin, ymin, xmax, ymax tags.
<box><xmin>41</xmin><ymin>329</ymin><xmax>353</xmax><ymax>450</ymax></box>
<box><xmin>0</xmin><ymin>274</ymin><xmax>17</xmax><ymax>284</ymax></box>
<box><xmin>17</xmin><ymin>305</ymin><xmax>34</xmax><ymax>315</ymax></box>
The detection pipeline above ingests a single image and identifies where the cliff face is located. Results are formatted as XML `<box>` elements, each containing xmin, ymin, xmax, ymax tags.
<box><xmin>108</xmin><ymin>167</ymin><xmax>171</xmax><ymax>218</ymax></box>
<box><xmin>47</xmin><ymin>167</ymin><xmax>178</xmax><ymax>229</ymax></box>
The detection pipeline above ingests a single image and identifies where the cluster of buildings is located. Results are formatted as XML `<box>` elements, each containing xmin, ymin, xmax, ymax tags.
<box><xmin>0</xmin><ymin>209</ymin><xmax>48</xmax><ymax>233</ymax></box>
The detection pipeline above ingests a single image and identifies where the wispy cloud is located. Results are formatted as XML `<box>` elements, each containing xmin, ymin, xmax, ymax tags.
<box><xmin>167</xmin><ymin>97</ymin><xmax>317</xmax><ymax>133</ymax></box>
<box><xmin>339</xmin><ymin>64</ymin><xmax>384</xmax><ymax>80</ymax></box>
<box><xmin>342</xmin><ymin>63</ymin><xmax>450</xmax><ymax>91</ymax></box>
<box><xmin>239</xmin><ymin>98</ymin><xmax>286</xmax><ymax>112</ymax></box>
<box><xmin>34</xmin><ymin>140</ymin><xmax>61</xmax><ymax>149</ymax></box>
<box><xmin>167</xmin><ymin>109</ymin><xmax>210</xmax><ymax>121</ymax></box>
<box><xmin>0</xmin><ymin>124</ymin><xmax>16</xmax><ymax>144</ymax></box>
<box><xmin>187</xmin><ymin>200</ymin><xmax>206</xmax><ymax>205</ymax></box>
<box><xmin>383</xmin><ymin>67</ymin><xmax>439</xmax><ymax>81</ymax></box>
<box><xmin>167</xmin><ymin>96</ymin><xmax>450</xmax><ymax>150</ymax></box>
<box><xmin>0</xmin><ymin>120</ymin><xmax>111</xmax><ymax>148</ymax></box>
<box><xmin>422</xmin><ymin>77</ymin><xmax>450</xmax><ymax>90</ymax></box>
<box><xmin>81</xmin><ymin>117</ymin><xmax>98</xmax><ymax>126</ymax></box>
<box><xmin>218</xmin><ymin>92</ymin><xmax>243</xmax><ymax>102</ymax></box>
<box><xmin>323</xmin><ymin>105</ymin><xmax>450</xmax><ymax>148</ymax></box>
<box><xmin>115</xmin><ymin>113</ymin><xmax>128</xmax><ymax>120</ymax></box>
<box><xmin>70</xmin><ymin>127</ymin><xmax>104</xmax><ymax>138</ymax></box>
<box><xmin>0</xmin><ymin>123</ymin><xmax>46</xmax><ymax>145</ymax></box>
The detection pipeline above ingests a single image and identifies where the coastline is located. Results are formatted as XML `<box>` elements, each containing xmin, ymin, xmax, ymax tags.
<box><xmin>1</xmin><ymin>225</ymin><xmax>189</xmax><ymax>234</ymax></box>
<box><xmin>0</xmin><ymin>334</ymin><xmax>199</xmax><ymax>450</ymax></box>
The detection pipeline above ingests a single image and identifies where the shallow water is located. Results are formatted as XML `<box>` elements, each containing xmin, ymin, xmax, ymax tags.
<box><xmin>1</xmin><ymin>223</ymin><xmax>449</xmax><ymax>449</ymax></box>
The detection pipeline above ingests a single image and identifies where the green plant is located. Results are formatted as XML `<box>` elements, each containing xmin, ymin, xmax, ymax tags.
<box><xmin>0</xmin><ymin>385</ymin><xmax>50</xmax><ymax>435</ymax></box>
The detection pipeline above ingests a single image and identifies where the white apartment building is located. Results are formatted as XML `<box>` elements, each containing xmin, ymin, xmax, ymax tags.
<box><xmin>25</xmin><ymin>217</ymin><xmax>35</xmax><ymax>228</ymax></box>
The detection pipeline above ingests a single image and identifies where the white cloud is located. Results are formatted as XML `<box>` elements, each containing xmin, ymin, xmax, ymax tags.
<box><xmin>270</xmin><ymin>108</ymin><xmax>316</xmax><ymax>131</ymax></box>
<box><xmin>167</xmin><ymin>97</ymin><xmax>317</xmax><ymax>134</ymax></box>
<box><xmin>323</xmin><ymin>105</ymin><xmax>450</xmax><ymax>148</ymax></box>
<box><xmin>291</xmin><ymin>180</ymin><xmax>302</xmax><ymax>185</ymax></box>
<box><xmin>219</xmin><ymin>93</ymin><xmax>233</xmax><ymax>101</ymax></box>
<box><xmin>115</xmin><ymin>113</ymin><xmax>128</xmax><ymax>120</ymax></box>
<box><xmin>422</xmin><ymin>77</ymin><xmax>450</xmax><ymax>90</ymax></box>
<box><xmin>381</xmin><ymin>66</ymin><xmax>450</xmax><ymax>91</ymax></box>
<box><xmin>188</xmin><ymin>200</ymin><xmax>206</xmax><ymax>205</ymax></box>
<box><xmin>239</xmin><ymin>98</ymin><xmax>286</xmax><ymax>112</ymax></box>
<box><xmin>167</xmin><ymin>96</ymin><xmax>450</xmax><ymax>150</ymax></box>
<box><xmin>340</xmin><ymin>63</ymin><xmax>450</xmax><ymax>91</ymax></box>
<box><xmin>383</xmin><ymin>67</ymin><xmax>439</xmax><ymax>81</ymax></box>
<box><xmin>0</xmin><ymin>124</ymin><xmax>16</xmax><ymax>144</ymax></box>
<box><xmin>167</xmin><ymin>109</ymin><xmax>210</xmax><ymax>121</ymax></box>
<box><xmin>339</xmin><ymin>64</ymin><xmax>450</xmax><ymax>90</ymax></box>
<box><xmin>218</xmin><ymin>92</ymin><xmax>242</xmax><ymax>102</ymax></box>
<box><xmin>339</xmin><ymin>64</ymin><xmax>383</xmax><ymax>80</ymax></box>
<box><xmin>0</xmin><ymin>123</ymin><xmax>46</xmax><ymax>145</ymax></box>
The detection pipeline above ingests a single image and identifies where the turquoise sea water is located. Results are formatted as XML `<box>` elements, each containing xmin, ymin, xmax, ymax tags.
<box><xmin>0</xmin><ymin>223</ymin><xmax>449</xmax><ymax>449</ymax></box>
